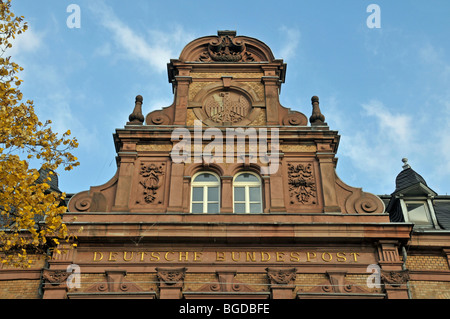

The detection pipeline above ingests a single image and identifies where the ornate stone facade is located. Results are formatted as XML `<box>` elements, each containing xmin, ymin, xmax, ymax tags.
<box><xmin>1</xmin><ymin>30</ymin><xmax>449</xmax><ymax>301</ymax></box>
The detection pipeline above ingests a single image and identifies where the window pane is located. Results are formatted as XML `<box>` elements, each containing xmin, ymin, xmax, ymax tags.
<box><xmin>192</xmin><ymin>187</ymin><xmax>203</xmax><ymax>201</ymax></box>
<box><xmin>234</xmin><ymin>203</ymin><xmax>246</xmax><ymax>214</ymax></box>
<box><xmin>235</xmin><ymin>173</ymin><xmax>259</xmax><ymax>183</ymax></box>
<box><xmin>208</xmin><ymin>187</ymin><xmax>219</xmax><ymax>202</ymax></box>
<box><xmin>207</xmin><ymin>203</ymin><xmax>219</xmax><ymax>214</ymax></box>
<box><xmin>406</xmin><ymin>203</ymin><xmax>430</xmax><ymax>225</ymax></box>
<box><xmin>234</xmin><ymin>187</ymin><xmax>245</xmax><ymax>201</ymax></box>
<box><xmin>194</xmin><ymin>173</ymin><xmax>218</xmax><ymax>182</ymax></box>
<box><xmin>249</xmin><ymin>187</ymin><xmax>261</xmax><ymax>201</ymax></box>
<box><xmin>191</xmin><ymin>203</ymin><xmax>203</xmax><ymax>213</ymax></box>
<box><xmin>250</xmin><ymin>203</ymin><xmax>262</xmax><ymax>213</ymax></box>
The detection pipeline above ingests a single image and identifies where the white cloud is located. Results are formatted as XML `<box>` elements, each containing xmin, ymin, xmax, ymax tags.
<box><xmin>8</xmin><ymin>27</ymin><xmax>44</xmax><ymax>57</ymax></box>
<box><xmin>361</xmin><ymin>100</ymin><xmax>413</xmax><ymax>145</ymax></box>
<box><xmin>88</xmin><ymin>2</ymin><xmax>195</xmax><ymax>73</ymax></box>
<box><xmin>332</xmin><ymin>99</ymin><xmax>418</xmax><ymax>193</ymax></box>
<box><xmin>277</xmin><ymin>26</ymin><xmax>301</xmax><ymax>60</ymax></box>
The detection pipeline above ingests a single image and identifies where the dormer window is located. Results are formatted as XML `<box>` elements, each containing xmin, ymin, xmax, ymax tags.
<box><xmin>403</xmin><ymin>201</ymin><xmax>433</xmax><ymax>227</ymax></box>
<box><xmin>386</xmin><ymin>159</ymin><xmax>440</xmax><ymax>229</ymax></box>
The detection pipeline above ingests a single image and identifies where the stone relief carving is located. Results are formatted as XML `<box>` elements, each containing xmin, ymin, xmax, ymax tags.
<box><xmin>381</xmin><ymin>270</ymin><xmax>410</xmax><ymax>287</ymax></box>
<box><xmin>138</xmin><ymin>162</ymin><xmax>165</xmax><ymax>204</ymax></box>
<box><xmin>156</xmin><ymin>267</ymin><xmax>186</xmax><ymax>287</ymax></box>
<box><xmin>300</xmin><ymin>271</ymin><xmax>373</xmax><ymax>295</ymax></box>
<box><xmin>190</xmin><ymin>271</ymin><xmax>257</xmax><ymax>293</ymax></box>
<box><xmin>335</xmin><ymin>175</ymin><xmax>385</xmax><ymax>214</ymax></box>
<box><xmin>42</xmin><ymin>269</ymin><xmax>71</xmax><ymax>286</ymax></box>
<box><xmin>267</xmin><ymin>268</ymin><xmax>297</xmax><ymax>286</ymax></box>
<box><xmin>282</xmin><ymin>112</ymin><xmax>307</xmax><ymax>126</ymax></box>
<box><xmin>146</xmin><ymin>111</ymin><xmax>171</xmax><ymax>125</ymax></box>
<box><xmin>86</xmin><ymin>270</ymin><xmax>144</xmax><ymax>293</ymax></box>
<box><xmin>204</xmin><ymin>91</ymin><xmax>251</xmax><ymax>124</ymax></box>
<box><xmin>287</xmin><ymin>163</ymin><xmax>317</xmax><ymax>205</ymax></box>
<box><xmin>198</xmin><ymin>31</ymin><xmax>255</xmax><ymax>62</ymax></box>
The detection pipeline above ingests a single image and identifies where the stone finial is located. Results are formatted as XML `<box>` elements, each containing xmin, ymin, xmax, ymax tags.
<box><xmin>402</xmin><ymin>158</ymin><xmax>411</xmax><ymax>170</ymax></box>
<box><xmin>127</xmin><ymin>95</ymin><xmax>144</xmax><ymax>125</ymax></box>
<box><xmin>309</xmin><ymin>95</ymin><xmax>325</xmax><ymax>125</ymax></box>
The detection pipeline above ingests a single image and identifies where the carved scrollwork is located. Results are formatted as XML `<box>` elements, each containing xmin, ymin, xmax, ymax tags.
<box><xmin>282</xmin><ymin>112</ymin><xmax>307</xmax><ymax>126</ymax></box>
<box><xmin>345</xmin><ymin>192</ymin><xmax>385</xmax><ymax>215</ymax></box>
<box><xmin>147</xmin><ymin>111</ymin><xmax>171</xmax><ymax>125</ymax></box>
<box><xmin>335</xmin><ymin>174</ymin><xmax>385</xmax><ymax>214</ymax></box>
<box><xmin>287</xmin><ymin>163</ymin><xmax>317</xmax><ymax>205</ymax></box>
<box><xmin>74</xmin><ymin>196</ymin><xmax>92</xmax><ymax>212</ymax></box>
<box><xmin>86</xmin><ymin>270</ymin><xmax>144</xmax><ymax>293</ymax></box>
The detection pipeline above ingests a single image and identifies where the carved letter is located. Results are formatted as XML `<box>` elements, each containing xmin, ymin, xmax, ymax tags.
<box><xmin>322</xmin><ymin>252</ymin><xmax>333</xmax><ymax>262</ymax></box>
<box><xmin>336</xmin><ymin>252</ymin><xmax>347</xmax><ymax>262</ymax></box>
<box><xmin>276</xmin><ymin>252</ymin><xmax>285</xmax><ymax>262</ymax></box>
<box><xmin>261</xmin><ymin>252</ymin><xmax>271</xmax><ymax>262</ymax></box>
<box><xmin>109</xmin><ymin>252</ymin><xmax>118</xmax><ymax>261</ymax></box>
<box><xmin>123</xmin><ymin>251</ymin><xmax>134</xmax><ymax>262</ymax></box>
<box><xmin>306</xmin><ymin>252</ymin><xmax>316</xmax><ymax>262</ymax></box>
<box><xmin>93</xmin><ymin>252</ymin><xmax>103</xmax><ymax>262</ymax></box>
<box><xmin>216</xmin><ymin>252</ymin><xmax>226</xmax><ymax>262</ymax></box>
<box><xmin>290</xmin><ymin>252</ymin><xmax>300</xmax><ymax>262</ymax></box>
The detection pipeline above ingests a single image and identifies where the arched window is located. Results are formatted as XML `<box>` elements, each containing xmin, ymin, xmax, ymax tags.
<box><xmin>233</xmin><ymin>172</ymin><xmax>263</xmax><ymax>214</ymax></box>
<box><xmin>191</xmin><ymin>172</ymin><xmax>220</xmax><ymax>213</ymax></box>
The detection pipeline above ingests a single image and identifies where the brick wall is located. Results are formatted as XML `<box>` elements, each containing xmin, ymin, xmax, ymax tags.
<box><xmin>406</xmin><ymin>255</ymin><xmax>449</xmax><ymax>271</ymax></box>
<box><xmin>0</xmin><ymin>280</ymin><xmax>41</xmax><ymax>299</ymax></box>
<box><xmin>0</xmin><ymin>254</ymin><xmax>46</xmax><ymax>299</ymax></box>
<box><xmin>294</xmin><ymin>273</ymin><xmax>327</xmax><ymax>294</ymax></box>
<box><xmin>409</xmin><ymin>281</ymin><xmax>450</xmax><ymax>299</ymax></box>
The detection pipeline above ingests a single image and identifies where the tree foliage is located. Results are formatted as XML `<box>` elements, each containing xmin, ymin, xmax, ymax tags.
<box><xmin>0</xmin><ymin>0</ymin><xmax>79</xmax><ymax>267</ymax></box>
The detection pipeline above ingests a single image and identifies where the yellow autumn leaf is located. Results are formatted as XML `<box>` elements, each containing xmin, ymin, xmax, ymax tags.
<box><xmin>0</xmin><ymin>0</ymin><xmax>79</xmax><ymax>268</ymax></box>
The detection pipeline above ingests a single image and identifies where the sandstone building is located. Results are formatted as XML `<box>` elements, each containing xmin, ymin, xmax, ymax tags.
<box><xmin>1</xmin><ymin>31</ymin><xmax>449</xmax><ymax>299</ymax></box>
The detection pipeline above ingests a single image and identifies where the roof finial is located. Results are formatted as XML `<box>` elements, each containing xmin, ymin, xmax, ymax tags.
<box><xmin>127</xmin><ymin>95</ymin><xmax>144</xmax><ymax>125</ymax></box>
<box><xmin>402</xmin><ymin>158</ymin><xmax>411</xmax><ymax>170</ymax></box>
<box><xmin>309</xmin><ymin>96</ymin><xmax>325</xmax><ymax>125</ymax></box>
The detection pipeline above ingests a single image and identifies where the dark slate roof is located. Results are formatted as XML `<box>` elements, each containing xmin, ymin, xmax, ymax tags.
<box><xmin>394</xmin><ymin>167</ymin><xmax>428</xmax><ymax>194</ymax></box>
<box><xmin>434</xmin><ymin>199</ymin><xmax>450</xmax><ymax>230</ymax></box>
<box><xmin>35</xmin><ymin>167</ymin><xmax>61</xmax><ymax>193</ymax></box>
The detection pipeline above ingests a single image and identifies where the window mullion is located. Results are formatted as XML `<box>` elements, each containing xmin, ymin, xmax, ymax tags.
<box><xmin>203</xmin><ymin>186</ymin><xmax>208</xmax><ymax>213</ymax></box>
<box><xmin>245</xmin><ymin>186</ymin><xmax>250</xmax><ymax>214</ymax></box>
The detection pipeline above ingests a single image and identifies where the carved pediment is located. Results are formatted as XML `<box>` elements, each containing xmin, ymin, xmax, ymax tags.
<box><xmin>179</xmin><ymin>30</ymin><xmax>275</xmax><ymax>63</ymax></box>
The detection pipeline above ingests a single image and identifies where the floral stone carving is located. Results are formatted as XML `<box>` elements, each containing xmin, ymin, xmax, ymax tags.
<box><xmin>287</xmin><ymin>163</ymin><xmax>317</xmax><ymax>205</ymax></box>
<box><xmin>139</xmin><ymin>162</ymin><xmax>165</xmax><ymax>204</ymax></box>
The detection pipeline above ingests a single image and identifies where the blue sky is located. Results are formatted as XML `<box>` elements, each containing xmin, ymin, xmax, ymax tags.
<box><xmin>9</xmin><ymin>0</ymin><xmax>450</xmax><ymax>197</ymax></box>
